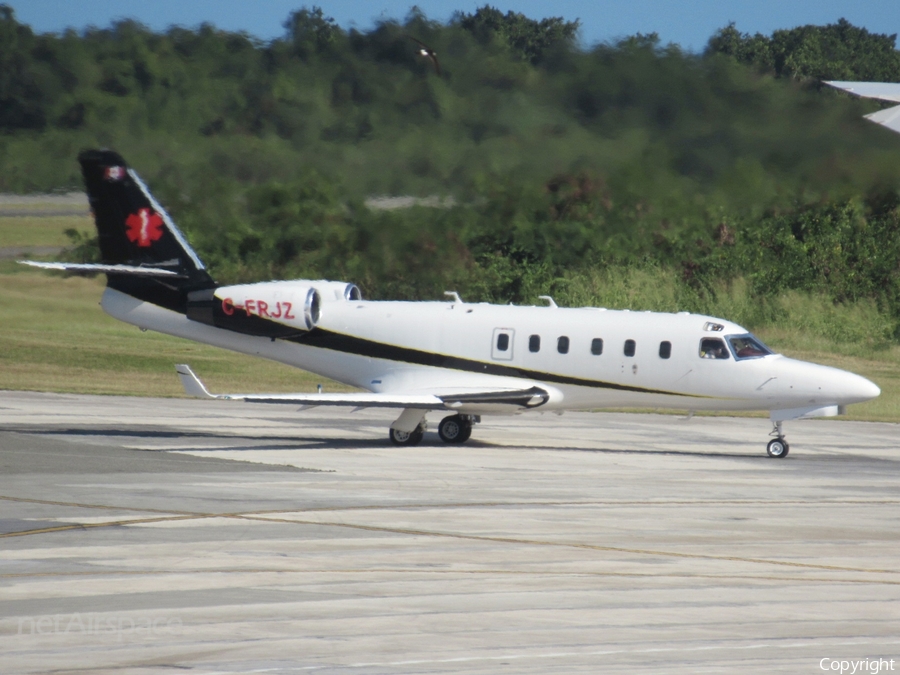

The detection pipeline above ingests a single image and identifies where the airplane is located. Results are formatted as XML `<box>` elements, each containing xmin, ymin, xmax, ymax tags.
<box><xmin>825</xmin><ymin>81</ymin><xmax>900</xmax><ymax>134</ymax></box>
<box><xmin>22</xmin><ymin>150</ymin><xmax>881</xmax><ymax>458</ymax></box>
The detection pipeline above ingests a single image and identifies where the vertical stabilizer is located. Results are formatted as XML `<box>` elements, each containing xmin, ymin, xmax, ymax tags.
<box><xmin>78</xmin><ymin>149</ymin><xmax>216</xmax><ymax>310</ymax></box>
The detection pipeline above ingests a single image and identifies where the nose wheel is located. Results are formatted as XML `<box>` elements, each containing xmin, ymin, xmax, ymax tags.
<box><xmin>766</xmin><ymin>437</ymin><xmax>789</xmax><ymax>458</ymax></box>
<box><xmin>766</xmin><ymin>420</ymin><xmax>789</xmax><ymax>458</ymax></box>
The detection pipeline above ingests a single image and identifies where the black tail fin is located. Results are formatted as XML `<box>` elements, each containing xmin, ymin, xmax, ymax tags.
<box><xmin>78</xmin><ymin>149</ymin><xmax>216</xmax><ymax>310</ymax></box>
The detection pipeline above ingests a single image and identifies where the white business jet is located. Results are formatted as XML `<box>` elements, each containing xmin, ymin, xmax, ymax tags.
<box><xmin>22</xmin><ymin>150</ymin><xmax>880</xmax><ymax>457</ymax></box>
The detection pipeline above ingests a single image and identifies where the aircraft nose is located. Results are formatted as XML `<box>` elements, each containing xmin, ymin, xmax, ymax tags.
<box><xmin>837</xmin><ymin>371</ymin><xmax>881</xmax><ymax>404</ymax></box>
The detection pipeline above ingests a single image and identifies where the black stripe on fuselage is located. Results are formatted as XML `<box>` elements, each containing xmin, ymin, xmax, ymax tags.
<box><xmin>287</xmin><ymin>328</ymin><xmax>707</xmax><ymax>398</ymax></box>
<box><xmin>147</xmin><ymin>289</ymin><xmax>707</xmax><ymax>399</ymax></box>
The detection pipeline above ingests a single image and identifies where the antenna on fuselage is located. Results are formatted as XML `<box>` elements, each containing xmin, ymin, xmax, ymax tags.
<box><xmin>444</xmin><ymin>291</ymin><xmax>463</xmax><ymax>304</ymax></box>
<box><xmin>538</xmin><ymin>295</ymin><xmax>558</xmax><ymax>308</ymax></box>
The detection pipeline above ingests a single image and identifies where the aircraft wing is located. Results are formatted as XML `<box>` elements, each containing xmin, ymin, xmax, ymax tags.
<box><xmin>176</xmin><ymin>364</ymin><xmax>551</xmax><ymax>411</ymax></box>
<box><xmin>825</xmin><ymin>81</ymin><xmax>900</xmax><ymax>102</ymax></box>
<box><xmin>825</xmin><ymin>81</ymin><xmax>900</xmax><ymax>134</ymax></box>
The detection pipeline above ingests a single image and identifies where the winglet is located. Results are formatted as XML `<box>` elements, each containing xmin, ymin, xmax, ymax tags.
<box><xmin>176</xmin><ymin>364</ymin><xmax>215</xmax><ymax>399</ymax></box>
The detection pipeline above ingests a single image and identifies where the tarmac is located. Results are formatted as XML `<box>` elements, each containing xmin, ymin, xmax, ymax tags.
<box><xmin>1</xmin><ymin>390</ymin><xmax>899</xmax><ymax>674</ymax></box>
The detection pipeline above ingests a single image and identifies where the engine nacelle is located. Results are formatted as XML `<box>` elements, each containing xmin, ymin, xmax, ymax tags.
<box><xmin>186</xmin><ymin>279</ymin><xmax>358</xmax><ymax>337</ymax></box>
<box><xmin>308</xmin><ymin>280</ymin><xmax>362</xmax><ymax>302</ymax></box>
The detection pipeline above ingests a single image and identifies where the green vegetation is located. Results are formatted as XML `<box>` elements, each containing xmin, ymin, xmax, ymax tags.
<box><xmin>0</xmin><ymin>269</ymin><xmax>352</xmax><ymax>396</ymax></box>
<box><xmin>706</xmin><ymin>19</ymin><xmax>900</xmax><ymax>81</ymax></box>
<box><xmin>0</xmin><ymin>215</ymin><xmax>86</xmax><ymax>247</ymax></box>
<box><xmin>1</xmin><ymin>5</ymin><xmax>900</xmax><ymax>410</ymax></box>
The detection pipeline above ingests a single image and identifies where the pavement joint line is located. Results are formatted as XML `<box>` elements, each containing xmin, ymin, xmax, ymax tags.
<box><xmin>0</xmin><ymin>514</ymin><xmax>221</xmax><ymax>538</ymax></box>
<box><xmin>3</xmin><ymin>568</ymin><xmax>900</xmax><ymax>585</ymax></box>
<box><xmin>5</xmin><ymin>494</ymin><xmax>900</xmax><ymax>515</ymax></box>
<box><xmin>0</xmin><ymin>494</ymin><xmax>206</xmax><ymax>516</ymax></box>
<box><xmin>232</xmin><ymin>514</ymin><xmax>900</xmax><ymax>576</ymax></box>
<box><xmin>3</xmin><ymin>493</ymin><xmax>899</xmax><ymax>576</ymax></box>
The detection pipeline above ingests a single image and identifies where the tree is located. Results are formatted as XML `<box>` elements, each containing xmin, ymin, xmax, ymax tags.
<box><xmin>706</xmin><ymin>19</ymin><xmax>900</xmax><ymax>82</ymax></box>
<box><xmin>283</xmin><ymin>6</ymin><xmax>344</xmax><ymax>59</ymax></box>
<box><xmin>0</xmin><ymin>4</ymin><xmax>45</xmax><ymax>130</ymax></box>
<box><xmin>456</xmin><ymin>5</ymin><xmax>579</xmax><ymax>64</ymax></box>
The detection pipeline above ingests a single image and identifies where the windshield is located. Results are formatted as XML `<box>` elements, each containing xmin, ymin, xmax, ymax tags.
<box><xmin>727</xmin><ymin>334</ymin><xmax>773</xmax><ymax>360</ymax></box>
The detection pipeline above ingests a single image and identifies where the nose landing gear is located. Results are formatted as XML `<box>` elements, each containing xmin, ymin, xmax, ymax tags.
<box><xmin>766</xmin><ymin>420</ymin><xmax>789</xmax><ymax>458</ymax></box>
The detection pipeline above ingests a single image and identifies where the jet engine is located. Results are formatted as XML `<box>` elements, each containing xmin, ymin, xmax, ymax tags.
<box><xmin>186</xmin><ymin>279</ymin><xmax>358</xmax><ymax>337</ymax></box>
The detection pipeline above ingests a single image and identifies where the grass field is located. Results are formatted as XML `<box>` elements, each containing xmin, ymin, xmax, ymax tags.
<box><xmin>0</xmin><ymin>265</ymin><xmax>353</xmax><ymax>397</ymax></box>
<box><xmin>1</xmin><ymin>215</ymin><xmax>897</xmax><ymax>421</ymax></box>
<box><xmin>0</xmin><ymin>215</ymin><xmax>90</xmax><ymax>248</ymax></box>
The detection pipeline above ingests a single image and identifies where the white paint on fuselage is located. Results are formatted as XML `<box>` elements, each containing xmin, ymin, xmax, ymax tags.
<box><xmin>102</xmin><ymin>286</ymin><xmax>880</xmax><ymax>416</ymax></box>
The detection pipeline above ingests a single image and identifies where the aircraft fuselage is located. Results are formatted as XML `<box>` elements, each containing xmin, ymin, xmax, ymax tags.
<box><xmin>101</xmin><ymin>284</ymin><xmax>879</xmax><ymax>417</ymax></box>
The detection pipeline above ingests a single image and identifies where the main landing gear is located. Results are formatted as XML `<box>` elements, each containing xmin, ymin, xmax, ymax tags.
<box><xmin>438</xmin><ymin>414</ymin><xmax>474</xmax><ymax>443</ymax></box>
<box><xmin>766</xmin><ymin>420</ymin><xmax>789</xmax><ymax>458</ymax></box>
<box><xmin>389</xmin><ymin>423</ymin><xmax>426</xmax><ymax>446</ymax></box>
<box><xmin>388</xmin><ymin>414</ymin><xmax>479</xmax><ymax>446</ymax></box>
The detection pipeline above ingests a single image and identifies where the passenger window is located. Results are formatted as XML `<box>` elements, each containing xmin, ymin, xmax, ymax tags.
<box><xmin>557</xmin><ymin>336</ymin><xmax>569</xmax><ymax>354</ymax></box>
<box><xmin>699</xmin><ymin>338</ymin><xmax>730</xmax><ymax>360</ymax></box>
<box><xmin>590</xmin><ymin>338</ymin><xmax>603</xmax><ymax>355</ymax></box>
<box><xmin>659</xmin><ymin>341</ymin><xmax>671</xmax><ymax>359</ymax></box>
<box><xmin>496</xmin><ymin>333</ymin><xmax>509</xmax><ymax>352</ymax></box>
<box><xmin>624</xmin><ymin>339</ymin><xmax>636</xmax><ymax>357</ymax></box>
<box><xmin>529</xmin><ymin>335</ymin><xmax>541</xmax><ymax>353</ymax></box>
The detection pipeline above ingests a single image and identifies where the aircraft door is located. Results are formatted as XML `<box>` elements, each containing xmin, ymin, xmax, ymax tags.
<box><xmin>491</xmin><ymin>328</ymin><xmax>515</xmax><ymax>361</ymax></box>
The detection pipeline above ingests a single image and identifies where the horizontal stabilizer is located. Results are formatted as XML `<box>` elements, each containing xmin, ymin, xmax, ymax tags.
<box><xmin>20</xmin><ymin>261</ymin><xmax>186</xmax><ymax>277</ymax></box>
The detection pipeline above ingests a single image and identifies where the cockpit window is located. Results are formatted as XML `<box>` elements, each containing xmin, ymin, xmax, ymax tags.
<box><xmin>699</xmin><ymin>338</ymin><xmax>730</xmax><ymax>360</ymax></box>
<box><xmin>728</xmin><ymin>334</ymin><xmax>772</xmax><ymax>360</ymax></box>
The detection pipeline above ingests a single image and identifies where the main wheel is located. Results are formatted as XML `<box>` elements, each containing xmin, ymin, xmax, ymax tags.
<box><xmin>390</xmin><ymin>424</ymin><xmax>425</xmax><ymax>446</ymax></box>
<box><xmin>438</xmin><ymin>415</ymin><xmax>472</xmax><ymax>443</ymax></box>
<box><xmin>766</xmin><ymin>438</ymin><xmax>789</xmax><ymax>458</ymax></box>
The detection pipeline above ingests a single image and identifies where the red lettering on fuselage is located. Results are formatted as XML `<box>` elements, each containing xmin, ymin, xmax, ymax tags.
<box><xmin>220</xmin><ymin>297</ymin><xmax>295</xmax><ymax>321</ymax></box>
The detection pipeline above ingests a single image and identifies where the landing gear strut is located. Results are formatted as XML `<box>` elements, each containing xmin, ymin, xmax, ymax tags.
<box><xmin>438</xmin><ymin>414</ymin><xmax>475</xmax><ymax>443</ymax></box>
<box><xmin>766</xmin><ymin>420</ymin><xmax>789</xmax><ymax>458</ymax></box>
